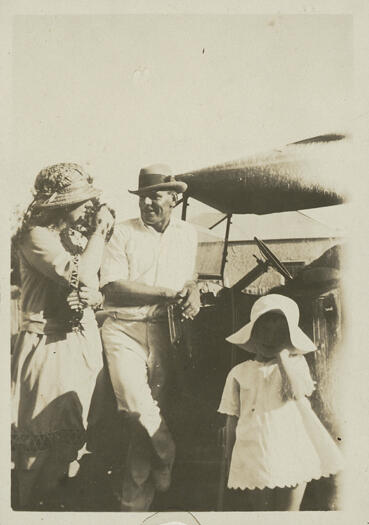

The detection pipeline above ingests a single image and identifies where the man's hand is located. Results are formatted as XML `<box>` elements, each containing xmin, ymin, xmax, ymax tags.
<box><xmin>176</xmin><ymin>281</ymin><xmax>201</xmax><ymax>320</ymax></box>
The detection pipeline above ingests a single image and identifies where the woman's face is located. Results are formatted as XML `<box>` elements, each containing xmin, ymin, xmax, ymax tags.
<box><xmin>65</xmin><ymin>200</ymin><xmax>93</xmax><ymax>224</ymax></box>
<box><xmin>251</xmin><ymin>311</ymin><xmax>290</xmax><ymax>358</ymax></box>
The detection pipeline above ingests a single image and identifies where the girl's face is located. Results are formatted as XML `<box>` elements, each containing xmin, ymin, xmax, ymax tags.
<box><xmin>251</xmin><ymin>311</ymin><xmax>291</xmax><ymax>359</ymax></box>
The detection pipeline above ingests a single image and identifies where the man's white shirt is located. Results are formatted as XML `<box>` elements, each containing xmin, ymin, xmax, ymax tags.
<box><xmin>100</xmin><ymin>217</ymin><xmax>198</xmax><ymax>321</ymax></box>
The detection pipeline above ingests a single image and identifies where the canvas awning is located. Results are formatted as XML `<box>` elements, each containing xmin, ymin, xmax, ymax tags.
<box><xmin>175</xmin><ymin>134</ymin><xmax>349</xmax><ymax>215</ymax></box>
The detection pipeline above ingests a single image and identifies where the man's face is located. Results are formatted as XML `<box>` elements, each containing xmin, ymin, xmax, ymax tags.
<box><xmin>139</xmin><ymin>190</ymin><xmax>175</xmax><ymax>231</ymax></box>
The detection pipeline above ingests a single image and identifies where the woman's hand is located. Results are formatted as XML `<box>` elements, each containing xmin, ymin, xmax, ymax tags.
<box><xmin>79</xmin><ymin>286</ymin><xmax>103</xmax><ymax>308</ymax></box>
<box><xmin>94</xmin><ymin>205</ymin><xmax>115</xmax><ymax>239</ymax></box>
<box><xmin>67</xmin><ymin>287</ymin><xmax>103</xmax><ymax>310</ymax></box>
<box><xmin>278</xmin><ymin>348</ymin><xmax>291</xmax><ymax>361</ymax></box>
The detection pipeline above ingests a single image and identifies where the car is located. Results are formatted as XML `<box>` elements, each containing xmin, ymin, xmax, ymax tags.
<box><xmin>157</xmin><ymin>132</ymin><xmax>348</xmax><ymax>511</ymax></box>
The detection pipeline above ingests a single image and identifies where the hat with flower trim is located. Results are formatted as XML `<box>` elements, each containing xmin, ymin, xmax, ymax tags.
<box><xmin>33</xmin><ymin>163</ymin><xmax>102</xmax><ymax>208</ymax></box>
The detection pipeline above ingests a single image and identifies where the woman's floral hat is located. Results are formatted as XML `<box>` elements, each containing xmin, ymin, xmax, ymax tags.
<box><xmin>33</xmin><ymin>163</ymin><xmax>102</xmax><ymax>208</ymax></box>
<box><xmin>226</xmin><ymin>293</ymin><xmax>316</xmax><ymax>355</ymax></box>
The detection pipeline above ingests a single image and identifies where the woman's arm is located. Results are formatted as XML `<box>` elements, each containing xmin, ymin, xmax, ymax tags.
<box><xmin>78</xmin><ymin>206</ymin><xmax>114</xmax><ymax>287</ymax></box>
<box><xmin>21</xmin><ymin>207</ymin><xmax>114</xmax><ymax>288</ymax></box>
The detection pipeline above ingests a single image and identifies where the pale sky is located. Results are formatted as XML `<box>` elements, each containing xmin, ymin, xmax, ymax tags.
<box><xmin>12</xmin><ymin>14</ymin><xmax>352</xmax><ymax>224</ymax></box>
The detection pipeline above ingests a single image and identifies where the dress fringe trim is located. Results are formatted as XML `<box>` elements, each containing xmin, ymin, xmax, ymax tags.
<box><xmin>11</xmin><ymin>428</ymin><xmax>86</xmax><ymax>452</ymax></box>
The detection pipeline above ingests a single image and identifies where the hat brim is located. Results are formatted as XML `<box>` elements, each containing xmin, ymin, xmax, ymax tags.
<box><xmin>226</xmin><ymin>309</ymin><xmax>316</xmax><ymax>355</ymax></box>
<box><xmin>35</xmin><ymin>187</ymin><xmax>102</xmax><ymax>208</ymax></box>
<box><xmin>129</xmin><ymin>181</ymin><xmax>188</xmax><ymax>195</ymax></box>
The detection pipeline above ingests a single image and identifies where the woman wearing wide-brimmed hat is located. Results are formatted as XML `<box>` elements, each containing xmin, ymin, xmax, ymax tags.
<box><xmin>11</xmin><ymin>163</ymin><xmax>114</xmax><ymax>509</ymax></box>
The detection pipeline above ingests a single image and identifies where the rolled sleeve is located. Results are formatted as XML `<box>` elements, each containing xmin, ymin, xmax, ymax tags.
<box><xmin>181</xmin><ymin>222</ymin><xmax>198</xmax><ymax>282</ymax></box>
<box><xmin>218</xmin><ymin>370</ymin><xmax>240</xmax><ymax>417</ymax></box>
<box><xmin>21</xmin><ymin>227</ymin><xmax>72</xmax><ymax>285</ymax></box>
<box><xmin>188</xmin><ymin>226</ymin><xmax>198</xmax><ymax>280</ymax></box>
<box><xmin>100</xmin><ymin>226</ymin><xmax>129</xmax><ymax>288</ymax></box>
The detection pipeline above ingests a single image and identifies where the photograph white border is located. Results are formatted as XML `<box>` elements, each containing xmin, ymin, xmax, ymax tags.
<box><xmin>1</xmin><ymin>1</ymin><xmax>368</xmax><ymax>524</ymax></box>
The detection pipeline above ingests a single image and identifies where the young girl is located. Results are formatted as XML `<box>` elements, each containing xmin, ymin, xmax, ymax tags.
<box><xmin>218</xmin><ymin>294</ymin><xmax>343</xmax><ymax>511</ymax></box>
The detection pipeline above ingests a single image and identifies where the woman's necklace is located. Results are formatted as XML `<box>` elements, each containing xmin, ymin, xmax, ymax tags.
<box><xmin>59</xmin><ymin>226</ymin><xmax>88</xmax><ymax>332</ymax></box>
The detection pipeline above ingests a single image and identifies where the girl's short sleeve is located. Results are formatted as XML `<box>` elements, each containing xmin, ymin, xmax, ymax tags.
<box><xmin>218</xmin><ymin>368</ymin><xmax>240</xmax><ymax>417</ymax></box>
<box><xmin>21</xmin><ymin>227</ymin><xmax>73</xmax><ymax>285</ymax></box>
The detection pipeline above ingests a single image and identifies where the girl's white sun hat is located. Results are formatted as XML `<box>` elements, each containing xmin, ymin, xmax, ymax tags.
<box><xmin>226</xmin><ymin>294</ymin><xmax>316</xmax><ymax>355</ymax></box>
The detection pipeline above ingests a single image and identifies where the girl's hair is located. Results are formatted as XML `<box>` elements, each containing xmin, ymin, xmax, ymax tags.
<box><xmin>11</xmin><ymin>163</ymin><xmax>100</xmax><ymax>286</ymax></box>
<box><xmin>13</xmin><ymin>202</ymin><xmax>70</xmax><ymax>248</ymax></box>
<box><xmin>11</xmin><ymin>204</ymin><xmax>72</xmax><ymax>286</ymax></box>
<box><xmin>252</xmin><ymin>312</ymin><xmax>300</xmax><ymax>401</ymax></box>
<box><xmin>278</xmin><ymin>357</ymin><xmax>295</xmax><ymax>401</ymax></box>
<box><xmin>14</xmin><ymin>163</ymin><xmax>96</xmax><ymax>247</ymax></box>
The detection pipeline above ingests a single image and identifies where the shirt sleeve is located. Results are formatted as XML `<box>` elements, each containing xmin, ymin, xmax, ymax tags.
<box><xmin>218</xmin><ymin>368</ymin><xmax>240</xmax><ymax>417</ymax></box>
<box><xmin>99</xmin><ymin>225</ymin><xmax>129</xmax><ymax>288</ymax></box>
<box><xmin>21</xmin><ymin>227</ymin><xmax>73</xmax><ymax>286</ymax></box>
<box><xmin>185</xmin><ymin>223</ymin><xmax>198</xmax><ymax>281</ymax></box>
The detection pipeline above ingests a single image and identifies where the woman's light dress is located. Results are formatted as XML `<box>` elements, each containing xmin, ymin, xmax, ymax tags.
<box><xmin>12</xmin><ymin>226</ymin><xmax>103</xmax><ymax>471</ymax></box>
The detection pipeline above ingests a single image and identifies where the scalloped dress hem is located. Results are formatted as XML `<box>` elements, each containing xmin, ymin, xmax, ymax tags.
<box><xmin>228</xmin><ymin>468</ymin><xmax>343</xmax><ymax>491</ymax></box>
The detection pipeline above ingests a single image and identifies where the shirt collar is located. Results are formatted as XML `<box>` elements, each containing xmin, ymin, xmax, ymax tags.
<box><xmin>139</xmin><ymin>216</ymin><xmax>176</xmax><ymax>235</ymax></box>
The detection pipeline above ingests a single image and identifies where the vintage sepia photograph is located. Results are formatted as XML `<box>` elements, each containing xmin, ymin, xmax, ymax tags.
<box><xmin>3</xmin><ymin>3</ymin><xmax>368</xmax><ymax>523</ymax></box>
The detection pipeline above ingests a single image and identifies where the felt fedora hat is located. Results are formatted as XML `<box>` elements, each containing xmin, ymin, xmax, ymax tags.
<box><xmin>226</xmin><ymin>294</ymin><xmax>316</xmax><ymax>355</ymax></box>
<box><xmin>129</xmin><ymin>164</ymin><xmax>187</xmax><ymax>195</ymax></box>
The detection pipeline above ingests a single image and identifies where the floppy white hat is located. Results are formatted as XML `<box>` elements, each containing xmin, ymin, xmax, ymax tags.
<box><xmin>226</xmin><ymin>294</ymin><xmax>316</xmax><ymax>355</ymax></box>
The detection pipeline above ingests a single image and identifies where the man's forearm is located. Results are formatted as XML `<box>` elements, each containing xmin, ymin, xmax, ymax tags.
<box><xmin>102</xmin><ymin>280</ymin><xmax>178</xmax><ymax>307</ymax></box>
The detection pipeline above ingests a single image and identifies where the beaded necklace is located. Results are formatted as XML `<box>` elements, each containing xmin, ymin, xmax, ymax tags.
<box><xmin>59</xmin><ymin>227</ymin><xmax>87</xmax><ymax>332</ymax></box>
<box><xmin>58</xmin><ymin>206</ymin><xmax>115</xmax><ymax>332</ymax></box>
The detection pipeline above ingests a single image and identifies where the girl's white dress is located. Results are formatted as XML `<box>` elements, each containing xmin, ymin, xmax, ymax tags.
<box><xmin>218</xmin><ymin>357</ymin><xmax>343</xmax><ymax>490</ymax></box>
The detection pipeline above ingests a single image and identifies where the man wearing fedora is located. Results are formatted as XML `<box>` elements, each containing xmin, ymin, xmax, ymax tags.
<box><xmin>98</xmin><ymin>164</ymin><xmax>200</xmax><ymax>510</ymax></box>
